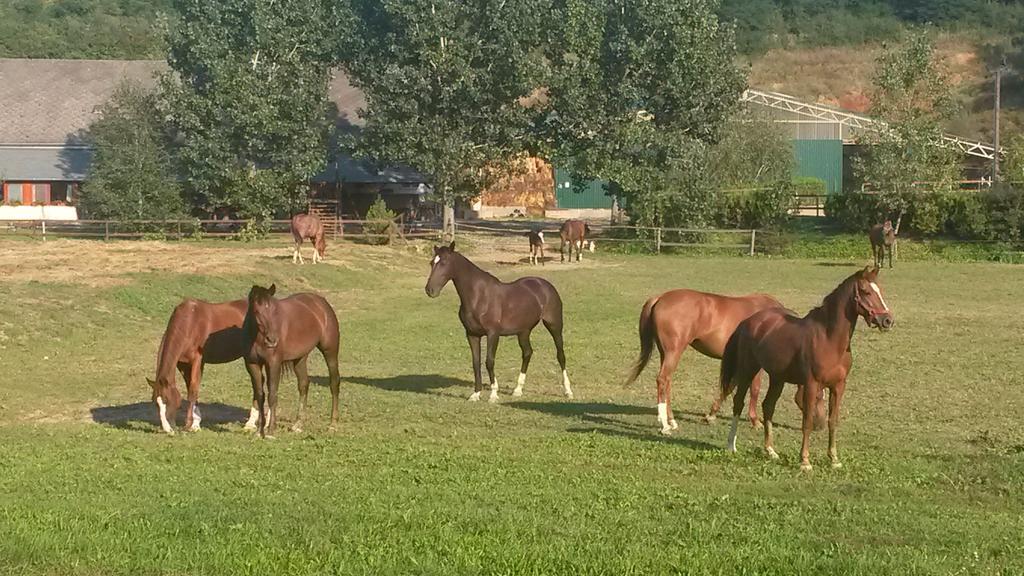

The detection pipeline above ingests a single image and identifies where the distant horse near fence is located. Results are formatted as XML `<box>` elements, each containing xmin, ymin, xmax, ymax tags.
<box><xmin>291</xmin><ymin>214</ymin><xmax>326</xmax><ymax>264</ymax></box>
<box><xmin>527</xmin><ymin>229</ymin><xmax>546</xmax><ymax>265</ymax></box>
<box><xmin>869</xmin><ymin>220</ymin><xmax>896</xmax><ymax>268</ymax></box>
<box><xmin>559</xmin><ymin>219</ymin><xmax>594</xmax><ymax>263</ymax></box>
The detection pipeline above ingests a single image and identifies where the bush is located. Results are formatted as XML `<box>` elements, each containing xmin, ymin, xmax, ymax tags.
<box><xmin>714</xmin><ymin>184</ymin><xmax>794</xmax><ymax>229</ymax></box>
<box><xmin>364</xmin><ymin>196</ymin><xmax>397</xmax><ymax>245</ymax></box>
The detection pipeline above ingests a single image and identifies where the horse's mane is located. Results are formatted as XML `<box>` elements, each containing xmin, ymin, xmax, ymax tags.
<box><xmin>453</xmin><ymin>251</ymin><xmax>500</xmax><ymax>283</ymax></box>
<box><xmin>155</xmin><ymin>302</ymin><xmax>197</xmax><ymax>387</ymax></box>
<box><xmin>807</xmin><ymin>270</ymin><xmax>862</xmax><ymax>328</ymax></box>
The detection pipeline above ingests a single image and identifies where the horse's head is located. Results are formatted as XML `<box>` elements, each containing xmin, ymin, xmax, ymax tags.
<box><xmin>247</xmin><ymin>283</ymin><xmax>281</xmax><ymax>348</ymax></box>
<box><xmin>853</xmin><ymin>266</ymin><xmax>894</xmax><ymax>331</ymax></box>
<box><xmin>315</xmin><ymin>234</ymin><xmax>327</xmax><ymax>258</ymax></box>
<box><xmin>425</xmin><ymin>241</ymin><xmax>457</xmax><ymax>298</ymax></box>
<box><xmin>146</xmin><ymin>376</ymin><xmax>181</xmax><ymax>432</ymax></box>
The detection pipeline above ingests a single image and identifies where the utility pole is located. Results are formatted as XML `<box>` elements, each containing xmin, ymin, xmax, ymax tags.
<box><xmin>994</xmin><ymin>65</ymin><xmax>1003</xmax><ymax>182</ymax></box>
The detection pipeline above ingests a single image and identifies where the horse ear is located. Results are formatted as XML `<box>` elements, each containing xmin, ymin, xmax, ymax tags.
<box><xmin>866</xmin><ymin>266</ymin><xmax>880</xmax><ymax>280</ymax></box>
<box><xmin>268</xmin><ymin>283</ymin><xmax>276</xmax><ymax>296</ymax></box>
<box><xmin>448</xmin><ymin>241</ymin><xmax>456</xmax><ymax>251</ymax></box>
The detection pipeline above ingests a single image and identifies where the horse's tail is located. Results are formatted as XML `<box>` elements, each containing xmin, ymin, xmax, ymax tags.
<box><xmin>719</xmin><ymin>328</ymin><xmax>742</xmax><ymax>400</ymax></box>
<box><xmin>624</xmin><ymin>296</ymin><xmax>659</xmax><ymax>386</ymax></box>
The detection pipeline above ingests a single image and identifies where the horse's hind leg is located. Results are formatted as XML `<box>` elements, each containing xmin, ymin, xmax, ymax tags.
<box><xmin>827</xmin><ymin>380</ymin><xmax>846</xmax><ymax>469</ymax></box>
<box><xmin>323</xmin><ymin>345</ymin><xmax>341</xmax><ymax>429</ymax></box>
<box><xmin>748</xmin><ymin>371</ymin><xmax>763</xmax><ymax>428</ymax></box>
<box><xmin>727</xmin><ymin>366</ymin><xmax>756</xmax><ymax>452</ymax></box>
<box><xmin>761</xmin><ymin>376</ymin><xmax>786</xmax><ymax>460</ymax></box>
<box><xmin>291</xmin><ymin>355</ymin><xmax>310</xmax><ymax>433</ymax></box>
<box><xmin>513</xmin><ymin>332</ymin><xmax>533</xmax><ymax>397</ymax></box>
<box><xmin>655</xmin><ymin>345</ymin><xmax>684</xmax><ymax>435</ymax></box>
<box><xmin>182</xmin><ymin>361</ymin><xmax>203</xmax><ymax>432</ymax></box>
<box><xmin>293</xmin><ymin>241</ymin><xmax>302</xmax><ymax>264</ymax></box>
<box><xmin>542</xmin><ymin>318</ymin><xmax>573</xmax><ymax>399</ymax></box>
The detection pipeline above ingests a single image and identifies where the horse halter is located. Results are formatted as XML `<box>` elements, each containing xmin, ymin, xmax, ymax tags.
<box><xmin>854</xmin><ymin>281</ymin><xmax>892</xmax><ymax>329</ymax></box>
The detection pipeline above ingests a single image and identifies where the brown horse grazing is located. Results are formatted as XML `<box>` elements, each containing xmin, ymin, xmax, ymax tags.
<box><xmin>624</xmin><ymin>290</ymin><xmax>825</xmax><ymax>435</ymax></box>
<box><xmin>559</xmin><ymin>219</ymin><xmax>594</xmax><ymax>263</ymax></box>
<box><xmin>425</xmin><ymin>242</ymin><xmax>573</xmax><ymax>401</ymax></box>
<box><xmin>147</xmin><ymin>299</ymin><xmax>249</xmax><ymax>434</ymax></box>
<box><xmin>721</xmin><ymin>266</ymin><xmax>894</xmax><ymax>471</ymax></box>
<box><xmin>869</xmin><ymin>220</ymin><xmax>896</xmax><ymax>268</ymax></box>
<box><xmin>244</xmin><ymin>284</ymin><xmax>342</xmax><ymax>438</ymax></box>
<box><xmin>291</xmin><ymin>213</ymin><xmax>326</xmax><ymax>264</ymax></box>
<box><xmin>527</xmin><ymin>229</ymin><xmax>545</xmax><ymax>265</ymax></box>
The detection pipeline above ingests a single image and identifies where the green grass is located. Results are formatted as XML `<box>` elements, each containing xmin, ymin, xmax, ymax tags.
<box><xmin>1</xmin><ymin>237</ymin><xmax>1023</xmax><ymax>575</ymax></box>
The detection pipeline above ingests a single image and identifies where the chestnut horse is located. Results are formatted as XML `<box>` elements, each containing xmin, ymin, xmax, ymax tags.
<box><xmin>425</xmin><ymin>242</ymin><xmax>573</xmax><ymax>401</ymax></box>
<box><xmin>624</xmin><ymin>290</ymin><xmax>824</xmax><ymax>435</ymax></box>
<box><xmin>291</xmin><ymin>213</ymin><xmax>326</xmax><ymax>264</ymax></box>
<box><xmin>244</xmin><ymin>284</ymin><xmax>342</xmax><ymax>437</ymax></box>
<box><xmin>527</xmin><ymin>229</ymin><xmax>545</xmax><ymax>265</ymax></box>
<box><xmin>559</xmin><ymin>219</ymin><xmax>594</xmax><ymax>263</ymax></box>
<box><xmin>869</xmin><ymin>220</ymin><xmax>896</xmax><ymax>268</ymax></box>
<box><xmin>721</xmin><ymin>266</ymin><xmax>893</xmax><ymax>471</ymax></box>
<box><xmin>147</xmin><ymin>299</ymin><xmax>249</xmax><ymax>434</ymax></box>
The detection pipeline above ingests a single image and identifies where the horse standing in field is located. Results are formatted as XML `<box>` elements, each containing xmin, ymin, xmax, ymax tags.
<box><xmin>720</xmin><ymin>266</ymin><xmax>893</xmax><ymax>471</ymax></box>
<box><xmin>291</xmin><ymin>213</ymin><xmax>326</xmax><ymax>264</ymax></box>
<box><xmin>624</xmin><ymin>290</ymin><xmax>824</xmax><ymax>435</ymax></box>
<box><xmin>147</xmin><ymin>299</ymin><xmax>250</xmax><ymax>434</ymax></box>
<box><xmin>244</xmin><ymin>284</ymin><xmax>342</xmax><ymax>438</ymax></box>
<box><xmin>559</xmin><ymin>219</ymin><xmax>595</xmax><ymax>263</ymax></box>
<box><xmin>425</xmin><ymin>242</ymin><xmax>573</xmax><ymax>402</ymax></box>
<box><xmin>527</xmin><ymin>229</ymin><xmax>546</xmax><ymax>265</ymax></box>
<box><xmin>869</xmin><ymin>220</ymin><xmax>896</xmax><ymax>269</ymax></box>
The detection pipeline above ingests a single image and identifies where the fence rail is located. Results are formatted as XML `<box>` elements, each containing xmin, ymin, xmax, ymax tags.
<box><xmin>0</xmin><ymin>217</ymin><xmax>762</xmax><ymax>255</ymax></box>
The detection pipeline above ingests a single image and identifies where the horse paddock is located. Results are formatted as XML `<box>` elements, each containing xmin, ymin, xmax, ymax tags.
<box><xmin>0</xmin><ymin>236</ymin><xmax>1021</xmax><ymax>574</ymax></box>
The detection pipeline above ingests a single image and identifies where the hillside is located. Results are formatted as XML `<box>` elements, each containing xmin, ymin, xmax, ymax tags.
<box><xmin>747</xmin><ymin>34</ymin><xmax>1022</xmax><ymax>142</ymax></box>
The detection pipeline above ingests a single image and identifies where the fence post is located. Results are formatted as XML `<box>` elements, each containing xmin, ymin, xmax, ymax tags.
<box><xmin>104</xmin><ymin>221</ymin><xmax>110</xmax><ymax>242</ymax></box>
<box><xmin>655</xmin><ymin>227</ymin><xmax>662</xmax><ymax>254</ymax></box>
<box><xmin>749</xmin><ymin>229</ymin><xmax>757</xmax><ymax>256</ymax></box>
<box><xmin>41</xmin><ymin>220</ymin><xmax>46</xmax><ymax>242</ymax></box>
<box><xmin>176</xmin><ymin>221</ymin><xmax>182</xmax><ymax>240</ymax></box>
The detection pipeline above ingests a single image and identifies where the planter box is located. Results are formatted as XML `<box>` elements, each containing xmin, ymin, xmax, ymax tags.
<box><xmin>0</xmin><ymin>205</ymin><xmax>79</xmax><ymax>221</ymax></box>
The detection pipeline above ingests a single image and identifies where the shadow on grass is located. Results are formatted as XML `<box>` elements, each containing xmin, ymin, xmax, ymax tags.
<box><xmin>506</xmin><ymin>400</ymin><xmax>718</xmax><ymax>451</ymax></box>
<box><xmin>319</xmin><ymin>373</ymin><xmax>471</xmax><ymax>394</ymax></box>
<box><xmin>90</xmin><ymin>401</ymin><xmax>248</xmax><ymax>433</ymax></box>
<box><xmin>814</xmin><ymin>261</ymin><xmax>864</xmax><ymax>267</ymax></box>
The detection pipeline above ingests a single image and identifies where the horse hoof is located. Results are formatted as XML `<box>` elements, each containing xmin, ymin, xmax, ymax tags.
<box><xmin>188</xmin><ymin>425</ymin><xmax>201</xmax><ymax>433</ymax></box>
<box><xmin>564</xmin><ymin>391</ymin><xmax>574</xmax><ymax>400</ymax></box>
<box><xmin>243</xmin><ymin>423</ymin><xmax>257</xmax><ymax>431</ymax></box>
<box><xmin>800</xmin><ymin>463</ymin><xmax>813</xmax><ymax>472</ymax></box>
<box><xmin>668</xmin><ymin>420</ymin><xmax>679</xmax><ymax>430</ymax></box>
<box><xmin>831</xmin><ymin>461</ymin><xmax>843</xmax><ymax>469</ymax></box>
<box><xmin>511</xmin><ymin>387</ymin><xmax>523</xmax><ymax>397</ymax></box>
<box><xmin>660</xmin><ymin>428</ymin><xmax>673</xmax><ymax>436</ymax></box>
<box><xmin>766</xmin><ymin>447</ymin><xmax>780</xmax><ymax>460</ymax></box>
<box><xmin>703</xmin><ymin>414</ymin><xmax>717</xmax><ymax>424</ymax></box>
<box><xmin>291</xmin><ymin>425</ymin><xmax>303</xmax><ymax>433</ymax></box>
<box><xmin>751</xmin><ymin>419</ymin><xmax>763</xmax><ymax>430</ymax></box>
<box><xmin>468</xmin><ymin>392</ymin><xmax>481</xmax><ymax>402</ymax></box>
<box><xmin>488</xmin><ymin>393</ymin><xmax>499</xmax><ymax>404</ymax></box>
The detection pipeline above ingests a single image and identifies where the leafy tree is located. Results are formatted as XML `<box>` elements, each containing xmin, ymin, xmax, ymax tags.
<box><xmin>338</xmin><ymin>0</ymin><xmax>548</xmax><ymax>238</ymax></box>
<box><xmin>539</xmin><ymin>0</ymin><xmax>744</xmax><ymax>229</ymax></box>
<box><xmin>1004</xmin><ymin>134</ymin><xmax>1024</xmax><ymax>185</ymax></box>
<box><xmin>855</xmin><ymin>30</ymin><xmax>961</xmax><ymax>234</ymax></box>
<box><xmin>162</xmin><ymin>0</ymin><xmax>337</xmax><ymax>222</ymax></box>
<box><xmin>80</xmin><ymin>81</ymin><xmax>185</xmax><ymax>221</ymax></box>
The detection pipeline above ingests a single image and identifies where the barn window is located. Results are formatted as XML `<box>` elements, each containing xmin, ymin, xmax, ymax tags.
<box><xmin>5</xmin><ymin>183</ymin><xmax>23</xmax><ymax>203</ymax></box>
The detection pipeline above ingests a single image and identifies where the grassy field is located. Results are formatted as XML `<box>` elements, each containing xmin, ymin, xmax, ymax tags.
<box><xmin>0</xmin><ymin>236</ymin><xmax>1022</xmax><ymax>575</ymax></box>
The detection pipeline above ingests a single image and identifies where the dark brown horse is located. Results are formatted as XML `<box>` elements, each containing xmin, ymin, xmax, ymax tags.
<box><xmin>425</xmin><ymin>242</ymin><xmax>573</xmax><ymax>401</ymax></box>
<box><xmin>147</xmin><ymin>299</ymin><xmax>249</xmax><ymax>434</ymax></box>
<box><xmin>869</xmin><ymin>220</ymin><xmax>896</xmax><ymax>268</ymax></box>
<box><xmin>291</xmin><ymin>213</ymin><xmax>326</xmax><ymax>264</ymax></box>
<box><xmin>721</xmin><ymin>266</ymin><xmax>893</xmax><ymax>471</ymax></box>
<box><xmin>527</xmin><ymin>229</ymin><xmax>546</xmax><ymax>265</ymax></box>
<box><xmin>559</xmin><ymin>219</ymin><xmax>594</xmax><ymax>263</ymax></box>
<box><xmin>244</xmin><ymin>284</ymin><xmax>342</xmax><ymax>437</ymax></box>
<box><xmin>624</xmin><ymin>290</ymin><xmax>824</xmax><ymax>435</ymax></box>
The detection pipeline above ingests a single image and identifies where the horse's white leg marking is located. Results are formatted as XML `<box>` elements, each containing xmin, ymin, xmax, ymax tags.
<box><xmin>576</xmin><ymin>240</ymin><xmax>583</xmax><ymax>260</ymax></box>
<box><xmin>658</xmin><ymin>402</ymin><xmax>671</xmax><ymax>435</ymax></box>
<box><xmin>727</xmin><ymin>415</ymin><xmax>739</xmax><ymax>452</ymax></box>
<box><xmin>869</xmin><ymin>282</ymin><xmax>889</xmax><ymax>311</ymax></box>
<box><xmin>588</xmin><ymin>240</ymin><xmax>595</xmax><ymax>252</ymax></box>
<box><xmin>512</xmin><ymin>372</ymin><xmax>525</xmax><ymax>396</ymax></box>
<box><xmin>292</xmin><ymin>244</ymin><xmax>299</xmax><ymax>264</ymax></box>
<box><xmin>189</xmin><ymin>404</ymin><xmax>202</xmax><ymax>432</ymax></box>
<box><xmin>156</xmin><ymin>397</ymin><xmax>174</xmax><ymax>435</ymax></box>
<box><xmin>489</xmin><ymin>378</ymin><xmax>499</xmax><ymax>403</ymax></box>
<box><xmin>244</xmin><ymin>406</ymin><xmax>259</xmax><ymax>429</ymax></box>
<box><xmin>562</xmin><ymin>370</ymin><xmax>573</xmax><ymax>399</ymax></box>
<box><xmin>468</xmin><ymin>391</ymin><xmax>481</xmax><ymax>402</ymax></box>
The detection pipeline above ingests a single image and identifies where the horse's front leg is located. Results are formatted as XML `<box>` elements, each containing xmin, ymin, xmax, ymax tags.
<box><xmin>485</xmin><ymin>333</ymin><xmax>500</xmax><ymax>403</ymax></box>
<box><xmin>184</xmin><ymin>361</ymin><xmax>203</xmax><ymax>432</ymax></box>
<box><xmin>828</xmin><ymin>380</ymin><xmax>846</xmax><ymax>469</ymax></box>
<box><xmin>245</xmin><ymin>361</ymin><xmax>264</xmax><ymax>433</ymax></box>
<box><xmin>265</xmin><ymin>361</ymin><xmax>282</xmax><ymax>438</ymax></box>
<box><xmin>467</xmin><ymin>334</ymin><xmax>483</xmax><ymax>401</ymax></box>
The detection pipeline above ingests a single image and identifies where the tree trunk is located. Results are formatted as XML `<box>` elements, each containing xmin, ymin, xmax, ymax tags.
<box><xmin>442</xmin><ymin>203</ymin><xmax>455</xmax><ymax>242</ymax></box>
<box><xmin>893</xmin><ymin>212</ymin><xmax>903</xmax><ymax>263</ymax></box>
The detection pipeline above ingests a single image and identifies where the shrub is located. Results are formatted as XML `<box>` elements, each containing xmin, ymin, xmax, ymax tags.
<box><xmin>364</xmin><ymin>196</ymin><xmax>397</xmax><ymax>245</ymax></box>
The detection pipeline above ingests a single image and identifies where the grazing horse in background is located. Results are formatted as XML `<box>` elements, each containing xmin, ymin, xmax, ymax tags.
<box><xmin>559</xmin><ymin>219</ymin><xmax>594</xmax><ymax>263</ymax></box>
<box><xmin>290</xmin><ymin>213</ymin><xmax>326</xmax><ymax>264</ymax></box>
<box><xmin>425</xmin><ymin>242</ymin><xmax>573</xmax><ymax>402</ymax></box>
<box><xmin>244</xmin><ymin>284</ymin><xmax>342</xmax><ymax>438</ymax></box>
<box><xmin>147</xmin><ymin>299</ymin><xmax>249</xmax><ymax>434</ymax></box>
<box><xmin>869</xmin><ymin>220</ymin><xmax>897</xmax><ymax>268</ymax></box>
<box><xmin>721</xmin><ymin>266</ymin><xmax>894</xmax><ymax>471</ymax></box>
<box><xmin>527</xmin><ymin>229</ymin><xmax>546</xmax><ymax>265</ymax></box>
<box><xmin>624</xmin><ymin>290</ymin><xmax>824</xmax><ymax>435</ymax></box>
